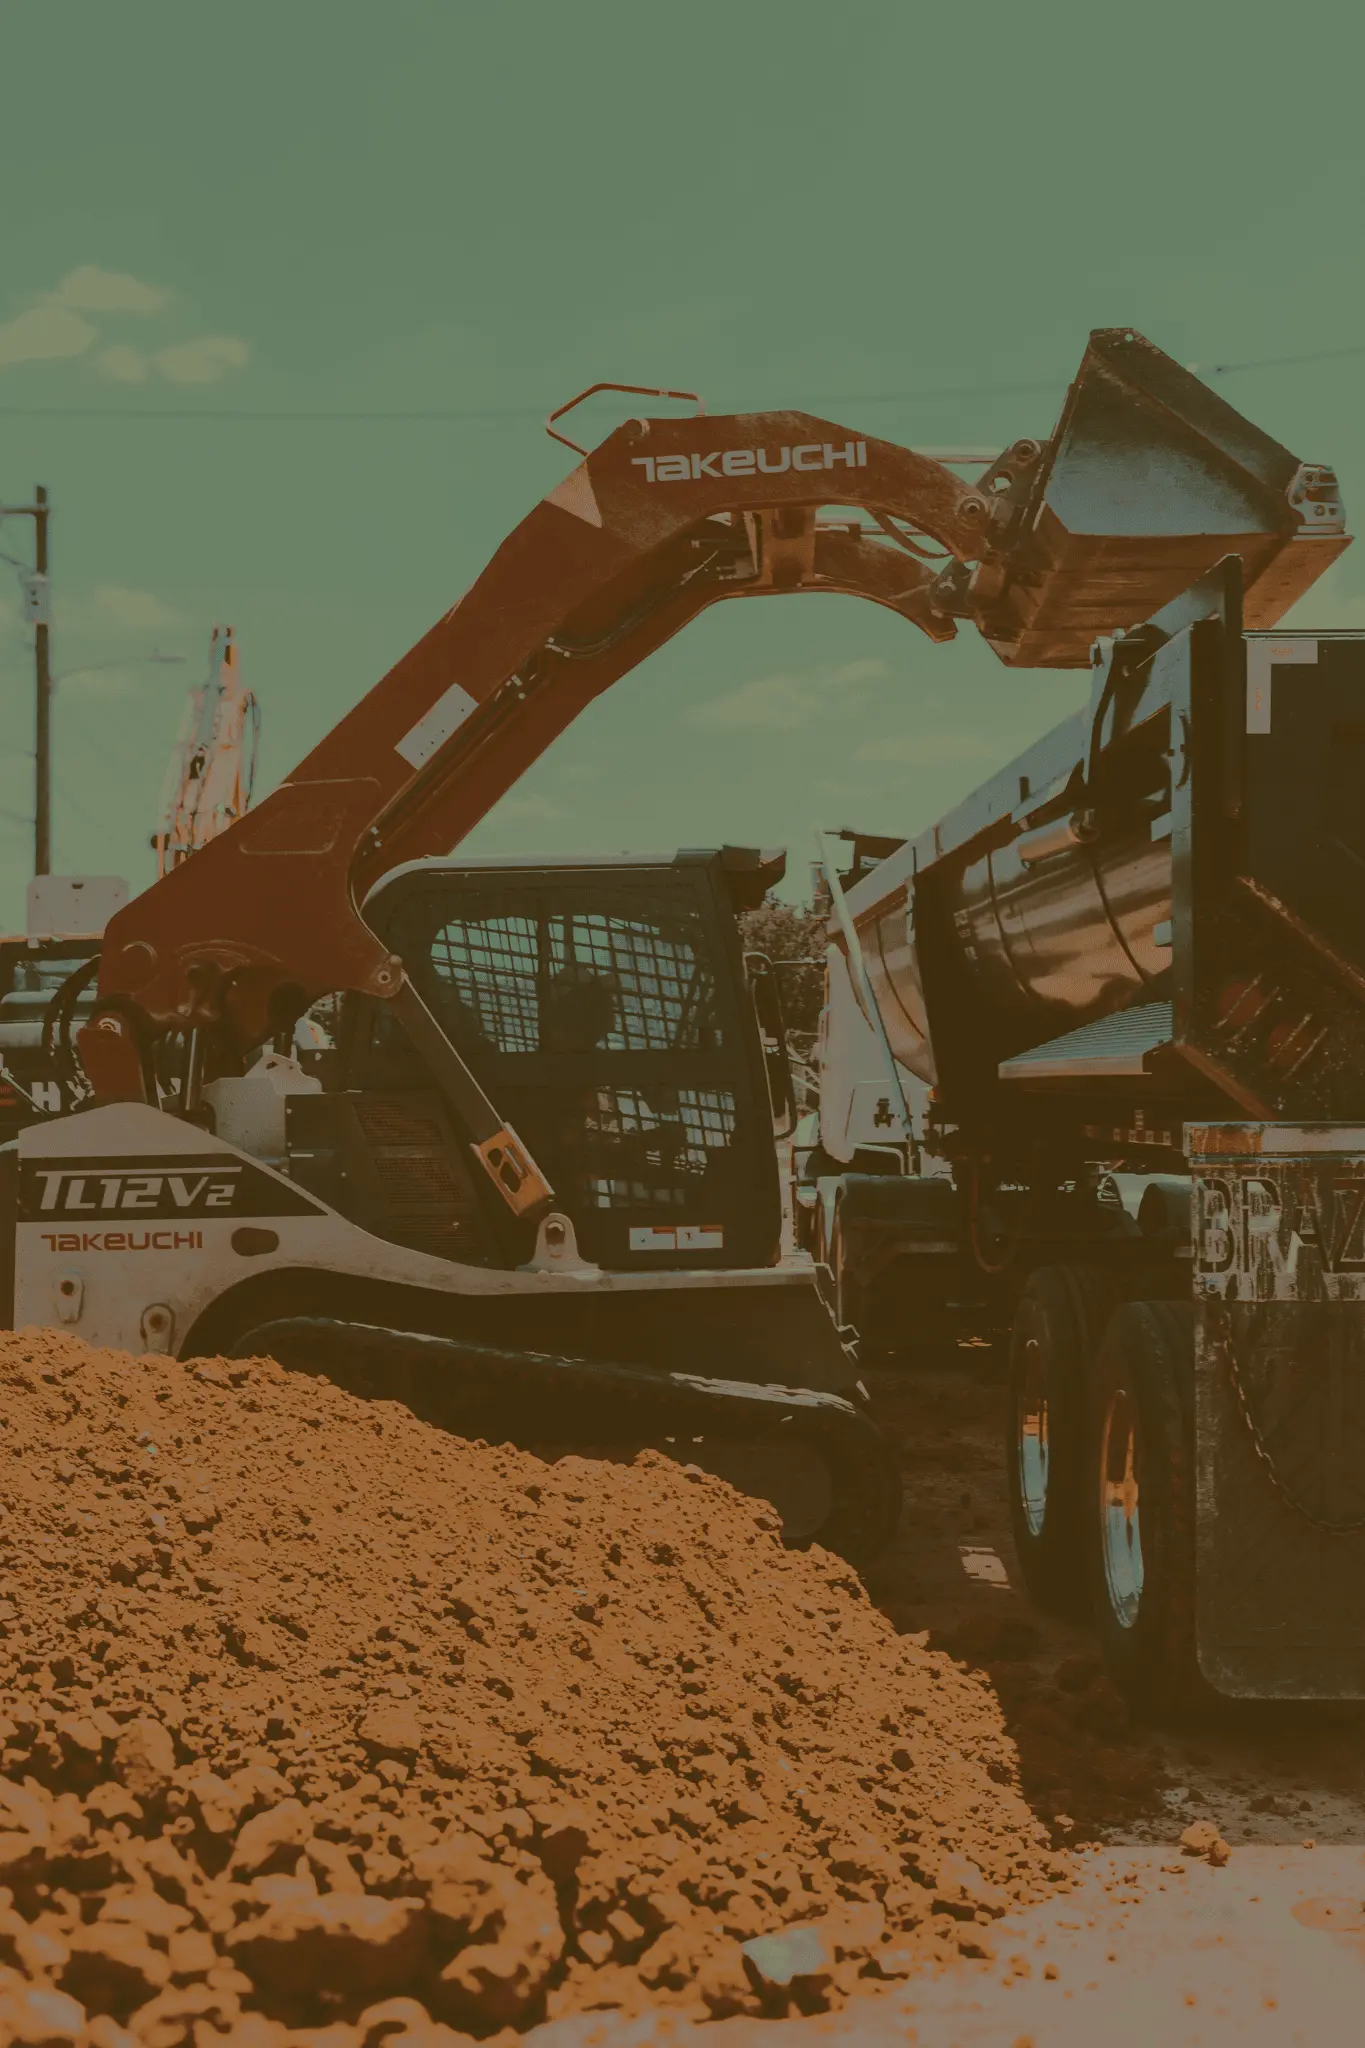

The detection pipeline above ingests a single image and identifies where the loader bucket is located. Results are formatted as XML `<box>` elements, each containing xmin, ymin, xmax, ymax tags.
<box><xmin>986</xmin><ymin>327</ymin><xmax>1348</xmax><ymax>666</ymax></box>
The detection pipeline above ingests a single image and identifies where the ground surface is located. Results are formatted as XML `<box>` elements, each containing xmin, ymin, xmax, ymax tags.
<box><xmin>520</xmin><ymin>1844</ymin><xmax>1365</xmax><ymax>2045</ymax></box>
<box><xmin>6</xmin><ymin>1324</ymin><xmax>1365</xmax><ymax>2047</ymax></box>
<box><xmin>0</xmin><ymin>1330</ymin><xmax>1062</xmax><ymax>2042</ymax></box>
<box><xmin>863</xmin><ymin>1346</ymin><xmax>1365</xmax><ymax>1854</ymax></box>
<box><xmin>507</xmin><ymin>1344</ymin><xmax>1365</xmax><ymax>2044</ymax></box>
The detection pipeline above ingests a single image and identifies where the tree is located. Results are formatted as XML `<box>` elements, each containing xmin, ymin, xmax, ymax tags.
<box><xmin>737</xmin><ymin>895</ymin><xmax>826</xmax><ymax>1043</ymax></box>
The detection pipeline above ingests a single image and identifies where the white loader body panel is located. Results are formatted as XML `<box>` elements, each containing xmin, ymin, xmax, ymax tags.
<box><xmin>17</xmin><ymin>1104</ymin><xmax>811</xmax><ymax>1357</ymax></box>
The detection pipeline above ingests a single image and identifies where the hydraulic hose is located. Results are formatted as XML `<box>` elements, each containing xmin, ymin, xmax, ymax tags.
<box><xmin>41</xmin><ymin>956</ymin><xmax>101</xmax><ymax>1106</ymax></box>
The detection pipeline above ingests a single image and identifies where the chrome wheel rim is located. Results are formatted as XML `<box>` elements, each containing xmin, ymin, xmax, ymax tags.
<box><xmin>1017</xmin><ymin>1333</ymin><xmax>1049</xmax><ymax>1537</ymax></box>
<box><xmin>1101</xmin><ymin>1387</ymin><xmax>1143</xmax><ymax>1629</ymax></box>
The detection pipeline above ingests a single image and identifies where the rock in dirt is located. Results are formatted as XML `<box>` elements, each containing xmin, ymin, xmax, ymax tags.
<box><xmin>1180</xmin><ymin>1820</ymin><xmax>1231</xmax><ymax>1865</ymax></box>
<box><xmin>110</xmin><ymin>1721</ymin><xmax>176</xmax><ymax>1805</ymax></box>
<box><xmin>230</xmin><ymin>1891</ymin><xmax>430</xmax><ymax>2002</ymax></box>
<box><xmin>0</xmin><ymin>1329</ymin><xmax>1066</xmax><ymax>2036</ymax></box>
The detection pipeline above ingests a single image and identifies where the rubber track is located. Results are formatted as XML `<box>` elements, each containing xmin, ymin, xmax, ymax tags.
<box><xmin>229</xmin><ymin>1316</ymin><xmax>903</xmax><ymax>1570</ymax></box>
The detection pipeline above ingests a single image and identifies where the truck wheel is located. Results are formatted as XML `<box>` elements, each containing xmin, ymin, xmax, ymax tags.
<box><xmin>1006</xmin><ymin>1264</ymin><xmax>1116</xmax><ymax>1620</ymax></box>
<box><xmin>1087</xmin><ymin>1300</ymin><xmax>1205</xmax><ymax>1714</ymax></box>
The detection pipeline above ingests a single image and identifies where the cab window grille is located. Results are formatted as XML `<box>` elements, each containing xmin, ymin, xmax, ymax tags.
<box><xmin>430</xmin><ymin>914</ymin><xmax>540</xmax><ymax>1052</ymax></box>
<box><xmin>578</xmin><ymin>1085</ymin><xmax>737</xmax><ymax>1210</ymax></box>
<box><xmin>428</xmin><ymin>909</ymin><xmax>722</xmax><ymax>1055</ymax></box>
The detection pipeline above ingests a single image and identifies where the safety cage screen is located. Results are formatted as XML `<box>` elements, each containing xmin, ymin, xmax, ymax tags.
<box><xmin>372</xmin><ymin>867</ymin><xmax>780</xmax><ymax>1267</ymax></box>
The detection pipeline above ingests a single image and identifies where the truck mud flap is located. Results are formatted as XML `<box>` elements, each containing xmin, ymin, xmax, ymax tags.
<box><xmin>229</xmin><ymin>1316</ymin><xmax>902</xmax><ymax>1570</ymax></box>
<box><xmin>1193</xmin><ymin>1128</ymin><xmax>1365</xmax><ymax>1698</ymax></box>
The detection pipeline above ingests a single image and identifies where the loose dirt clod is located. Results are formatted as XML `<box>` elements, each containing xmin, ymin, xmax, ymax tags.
<box><xmin>1179</xmin><ymin>1820</ymin><xmax>1231</xmax><ymax>1866</ymax></box>
<box><xmin>0</xmin><ymin>1331</ymin><xmax>1064</xmax><ymax>2040</ymax></box>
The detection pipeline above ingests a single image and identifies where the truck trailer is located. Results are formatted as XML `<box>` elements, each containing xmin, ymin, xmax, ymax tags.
<box><xmin>806</xmin><ymin>561</ymin><xmax>1365</xmax><ymax>1706</ymax></box>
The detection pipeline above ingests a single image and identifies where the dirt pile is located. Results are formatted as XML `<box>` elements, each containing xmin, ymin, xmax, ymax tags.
<box><xmin>931</xmin><ymin>1623</ymin><xmax>1166</xmax><ymax>1838</ymax></box>
<box><xmin>0</xmin><ymin>1330</ymin><xmax>1064</xmax><ymax>2042</ymax></box>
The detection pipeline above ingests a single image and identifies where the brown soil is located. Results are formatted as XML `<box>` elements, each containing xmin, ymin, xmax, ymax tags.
<box><xmin>0</xmin><ymin>1331</ymin><xmax>1066</xmax><ymax>2046</ymax></box>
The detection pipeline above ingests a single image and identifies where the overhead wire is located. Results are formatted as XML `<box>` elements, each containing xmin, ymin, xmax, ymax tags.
<box><xmin>0</xmin><ymin>386</ymin><xmax>1052</xmax><ymax>426</ymax></box>
<box><xmin>0</xmin><ymin>335</ymin><xmax>1361</xmax><ymax>430</ymax></box>
<box><xmin>0</xmin><ymin>328</ymin><xmax>1355</xmax><ymax>878</ymax></box>
<box><xmin>1197</xmin><ymin>340</ymin><xmax>1365</xmax><ymax>378</ymax></box>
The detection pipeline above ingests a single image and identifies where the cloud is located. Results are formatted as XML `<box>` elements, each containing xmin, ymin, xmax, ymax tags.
<box><xmin>853</xmin><ymin>730</ymin><xmax>1031</xmax><ymax>766</ymax></box>
<box><xmin>45</xmin><ymin>265</ymin><xmax>170</xmax><ymax>316</ymax></box>
<box><xmin>690</xmin><ymin>672</ymin><xmax>820</xmax><ymax>731</ymax></box>
<box><xmin>0</xmin><ymin>305</ymin><xmax>97</xmax><ymax>373</ymax></box>
<box><xmin>91</xmin><ymin>584</ymin><xmax>179</xmax><ymax>631</ymax></box>
<box><xmin>829</xmin><ymin>658</ymin><xmax>888</xmax><ymax>686</ymax></box>
<box><xmin>813</xmin><ymin>776</ymin><xmax>876</xmax><ymax>803</ymax></box>
<box><xmin>96</xmin><ymin>344</ymin><xmax>150</xmax><ymax>384</ymax></box>
<box><xmin>153</xmin><ymin>335</ymin><xmax>250</xmax><ymax>385</ymax></box>
<box><xmin>688</xmin><ymin>655</ymin><xmax>891</xmax><ymax>733</ymax></box>
<box><xmin>0</xmin><ymin>269</ymin><xmax>247</xmax><ymax>388</ymax></box>
<box><xmin>97</xmin><ymin>335</ymin><xmax>251</xmax><ymax>387</ymax></box>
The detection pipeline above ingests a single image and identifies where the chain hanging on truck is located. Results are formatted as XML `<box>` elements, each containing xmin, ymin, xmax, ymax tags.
<box><xmin>1218</xmin><ymin>1321</ymin><xmax>1365</xmax><ymax>1535</ymax></box>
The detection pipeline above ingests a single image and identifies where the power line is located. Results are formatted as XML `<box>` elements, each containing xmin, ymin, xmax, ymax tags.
<box><xmin>0</xmin><ymin>400</ymin><xmax>548</xmax><ymax>425</ymax></box>
<box><xmin>0</xmin><ymin>382</ymin><xmax>1062</xmax><ymax>426</ymax></box>
<box><xmin>0</xmin><ymin>339</ymin><xmax>1360</xmax><ymax>429</ymax></box>
<box><xmin>1199</xmin><ymin>341</ymin><xmax>1365</xmax><ymax>378</ymax></box>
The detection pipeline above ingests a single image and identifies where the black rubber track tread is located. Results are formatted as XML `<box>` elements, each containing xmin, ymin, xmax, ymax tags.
<box><xmin>231</xmin><ymin>1316</ymin><xmax>903</xmax><ymax>1573</ymax></box>
<box><xmin>1006</xmin><ymin>1263</ymin><xmax>1119</xmax><ymax>1621</ymax></box>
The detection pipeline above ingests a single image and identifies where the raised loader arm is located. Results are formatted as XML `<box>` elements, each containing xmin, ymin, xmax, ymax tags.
<box><xmin>87</xmin><ymin>410</ymin><xmax>984</xmax><ymax>1061</ymax></box>
<box><xmin>83</xmin><ymin>331</ymin><xmax>1347</xmax><ymax>1147</ymax></box>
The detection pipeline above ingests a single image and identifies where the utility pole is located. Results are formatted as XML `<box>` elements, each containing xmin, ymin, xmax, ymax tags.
<box><xmin>0</xmin><ymin>487</ymin><xmax>52</xmax><ymax>877</ymax></box>
<box><xmin>32</xmin><ymin>488</ymin><xmax>51</xmax><ymax>877</ymax></box>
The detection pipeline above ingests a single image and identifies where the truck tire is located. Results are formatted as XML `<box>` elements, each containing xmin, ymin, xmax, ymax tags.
<box><xmin>1006</xmin><ymin>1264</ymin><xmax>1117</xmax><ymax>1620</ymax></box>
<box><xmin>1086</xmin><ymin>1299</ymin><xmax>1206</xmax><ymax>1715</ymax></box>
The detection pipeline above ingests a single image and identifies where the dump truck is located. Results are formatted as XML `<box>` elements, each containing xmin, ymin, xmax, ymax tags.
<box><xmin>4</xmin><ymin>330</ymin><xmax>1345</xmax><ymax>1597</ymax></box>
<box><xmin>803</xmin><ymin>563</ymin><xmax>1365</xmax><ymax>1704</ymax></box>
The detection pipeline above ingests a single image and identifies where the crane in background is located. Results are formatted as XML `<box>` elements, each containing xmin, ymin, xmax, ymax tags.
<box><xmin>153</xmin><ymin>623</ymin><xmax>260</xmax><ymax>877</ymax></box>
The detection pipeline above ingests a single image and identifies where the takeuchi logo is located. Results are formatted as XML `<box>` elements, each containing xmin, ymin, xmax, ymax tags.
<box><xmin>631</xmin><ymin>441</ymin><xmax>869</xmax><ymax>484</ymax></box>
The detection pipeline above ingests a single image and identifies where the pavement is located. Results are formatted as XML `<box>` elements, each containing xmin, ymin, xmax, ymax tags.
<box><xmin>525</xmin><ymin>1843</ymin><xmax>1365</xmax><ymax>2045</ymax></box>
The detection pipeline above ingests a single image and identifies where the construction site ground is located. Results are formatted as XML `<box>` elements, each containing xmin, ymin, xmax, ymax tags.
<box><xmin>864</xmin><ymin>1344</ymin><xmax>1365</xmax><ymax>1856</ymax></box>
<box><xmin>836</xmin><ymin>1343</ymin><xmax>1365</xmax><ymax>2044</ymax></box>
<box><xmin>536</xmin><ymin>1345</ymin><xmax>1365</xmax><ymax>2044</ymax></box>
<box><xmin>5</xmin><ymin>1322</ymin><xmax>1365</xmax><ymax>2046</ymax></box>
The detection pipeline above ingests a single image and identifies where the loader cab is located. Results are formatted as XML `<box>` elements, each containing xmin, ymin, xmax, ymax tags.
<box><xmin>288</xmin><ymin>849</ymin><xmax>789</xmax><ymax>1274</ymax></box>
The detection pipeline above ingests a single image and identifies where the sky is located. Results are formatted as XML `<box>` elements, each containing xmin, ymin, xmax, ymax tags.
<box><xmin>2</xmin><ymin>0</ymin><xmax>1365</xmax><ymax>922</ymax></box>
